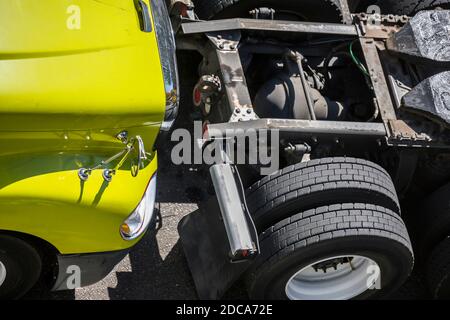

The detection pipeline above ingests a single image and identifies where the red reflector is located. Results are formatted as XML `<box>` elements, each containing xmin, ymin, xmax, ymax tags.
<box><xmin>193</xmin><ymin>87</ymin><xmax>202</xmax><ymax>106</ymax></box>
<box><xmin>180</xmin><ymin>5</ymin><xmax>188</xmax><ymax>17</ymax></box>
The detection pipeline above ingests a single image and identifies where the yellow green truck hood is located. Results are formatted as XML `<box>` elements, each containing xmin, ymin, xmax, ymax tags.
<box><xmin>0</xmin><ymin>0</ymin><xmax>166</xmax><ymax>131</ymax></box>
<box><xmin>0</xmin><ymin>0</ymin><xmax>168</xmax><ymax>254</ymax></box>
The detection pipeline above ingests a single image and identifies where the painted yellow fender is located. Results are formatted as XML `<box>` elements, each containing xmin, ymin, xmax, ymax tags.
<box><xmin>0</xmin><ymin>0</ymin><xmax>173</xmax><ymax>254</ymax></box>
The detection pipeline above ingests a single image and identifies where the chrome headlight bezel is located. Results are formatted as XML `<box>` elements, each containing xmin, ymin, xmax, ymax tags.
<box><xmin>120</xmin><ymin>174</ymin><xmax>157</xmax><ymax>240</ymax></box>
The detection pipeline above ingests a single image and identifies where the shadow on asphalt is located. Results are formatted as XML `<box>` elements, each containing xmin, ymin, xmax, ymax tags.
<box><xmin>106</xmin><ymin>135</ymin><xmax>209</xmax><ymax>300</ymax></box>
<box><xmin>108</xmin><ymin>231</ymin><xmax>197</xmax><ymax>300</ymax></box>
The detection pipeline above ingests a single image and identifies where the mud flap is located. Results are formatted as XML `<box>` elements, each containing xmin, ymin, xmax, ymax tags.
<box><xmin>178</xmin><ymin>197</ymin><xmax>253</xmax><ymax>299</ymax></box>
<box><xmin>387</xmin><ymin>10</ymin><xmax>450</xmax><ymax>63</ymax></box>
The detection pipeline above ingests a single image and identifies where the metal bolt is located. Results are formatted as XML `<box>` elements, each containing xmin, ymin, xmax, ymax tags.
<box><xmin>102</xmin><ymin>169</ymin><xmax>115</xmax><ymax>182</ymax></box>
<box><xmin>78</xmin><ymin>168</ymin><xmax>90</xmax><ymax>181</ymax></box>
<box><xmin>116</xmin><ymin>131</ymin><xmax>129</xmax><ymax>144</ymax></box>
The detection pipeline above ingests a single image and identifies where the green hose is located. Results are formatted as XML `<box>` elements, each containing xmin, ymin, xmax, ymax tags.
<box><xmin>349</xmin><ymin>40</ymin><xmax>370</xmax><ymax>77</ymax></box>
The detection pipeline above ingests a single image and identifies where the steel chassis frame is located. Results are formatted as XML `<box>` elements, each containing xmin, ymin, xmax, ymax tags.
<box><xmin>177</xmin><ymin>14</ymin><xmax>449</xmax><ymax>148</ymax></box>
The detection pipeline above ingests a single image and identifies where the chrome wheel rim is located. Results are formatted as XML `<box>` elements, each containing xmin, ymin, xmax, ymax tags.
<box><xmin>0</xmin><ymin>261</ymin><xmax>6</xmax><ymax>287</ymax></box>
<box><xmin>285</xmin><ymin>255</ymin><xmax>380</xmax><ymax>300</ymax></box>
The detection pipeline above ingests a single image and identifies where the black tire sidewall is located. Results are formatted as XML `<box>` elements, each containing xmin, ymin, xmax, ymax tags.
<box><xmin>248</xmin><ymin>236</ymin><xmax>413</xmax><ymax>300</ymax></box>
<box><xmin>254</xmin><ymin>188</ymin><xmax>399</xmax><ymax>231</ymax></box>
<box><xmin>0</xmin><ymin>235</ymin><xmax>42</xmax><ymax>299</ymax></box>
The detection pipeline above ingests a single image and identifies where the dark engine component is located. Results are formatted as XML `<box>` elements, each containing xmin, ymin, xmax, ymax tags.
<box><xmin>254</xmin><ymin>55</ymin><xmax>345</xmax><ymax>121</ymax></box>
<box><xmin>403</xmin><ymin>71</ymin><xmax>450</xmax><ymax>126</ymax></box>
<box><xmin>387</xmin><ymin>10</ymin><xmax>450</xmax><ymax>63</ymax></box>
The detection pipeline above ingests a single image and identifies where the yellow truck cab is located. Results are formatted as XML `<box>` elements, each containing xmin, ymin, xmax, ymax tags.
<box><xmin>0</xmin><ymin>0</ymin><xmax>178</xmax><ymax>298</ymax></box>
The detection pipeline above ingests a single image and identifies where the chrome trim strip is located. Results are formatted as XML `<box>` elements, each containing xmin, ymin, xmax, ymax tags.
<box><xmin>150</xmin><ymin>0</ymin><xmax>180</xmax><ymax>131</ymax></box>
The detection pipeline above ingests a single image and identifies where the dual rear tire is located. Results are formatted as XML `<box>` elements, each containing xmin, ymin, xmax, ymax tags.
<box><xmin>243</xmin><ymin>157</ymin><xmax>414</xmax><ymax>300</ymax></box>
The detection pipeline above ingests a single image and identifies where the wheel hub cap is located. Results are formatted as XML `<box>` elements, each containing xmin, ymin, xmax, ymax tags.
<box><xmin>285</xmin><ymin>255</ymin><xmax>380</xmax><ymax>300</ymax></box>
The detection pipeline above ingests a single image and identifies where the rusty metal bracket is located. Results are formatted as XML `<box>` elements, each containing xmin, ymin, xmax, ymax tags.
<box><xmin>359</xmin><ymin>38</ymin><xmax>398</xmax><ymax>124</ymax></box>
<box><xmin>206</xmin><ymin>31</ymin><xmax>258</xmax><ymax>122</ymax></box>
<box><xmin>387</xmin><ymin>120</ymin><xmax>432</xmax><ymax>144</ymax></box>
<box><xmin>183</xmin><ymin>18</ymin><xmax>358</xmax><ymax>36</ymax></box>
<box><xmin>354</xmin><ymin>13</ymin><xmax>409</xmax><ymax>39</ymax></box>
<box><xmin>337</xmin><ymin>0</ymin><xmax>353</xmax><ymax>25</ymax></box>
<box><xmin>207</xmin><ymin>119</ymin><xmax>387</xmax><ymax>139</ymax></box>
